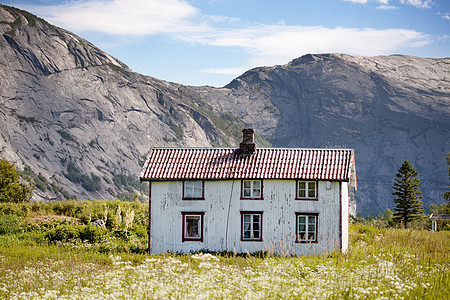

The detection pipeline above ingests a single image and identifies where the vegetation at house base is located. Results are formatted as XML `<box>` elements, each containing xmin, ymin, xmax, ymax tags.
<box><xmin>0</xmin><ymin>159</ymin><xmax>32</xmax><ymax>203</ymax></box>
<box><xmin>392</xmin><ymin>160</ymin><xmax>424</xmax><ymax>228</ymax></box>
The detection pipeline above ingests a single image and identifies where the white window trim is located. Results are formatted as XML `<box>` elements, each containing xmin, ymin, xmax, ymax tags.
<box><xmin>241</xmin><ymin>211</ymin><xmax>263</xmax><ymax>241</ymax></box>
<box><xmin>241</xmin><ymin>180</ymin><xmax>263</xmax><ymax>199</ymax></box>
<box><xmin>297</xmin><ymin>180</ymin><xmax>317</xmax><ymax>200</ymax></box>
<box><xmin>183</xmin><ymin>180</ymin><xmax>204</xmax><ymax>200</ymax></box>
<box><xmin>181</xmin><ymin>212</ymin><xmax>204</xmax><ymax>242</ymax></box>
<box><xmin>296</xmin><ymin>213</ymin><xmax>318</xmax><ymax>243</ymax></box>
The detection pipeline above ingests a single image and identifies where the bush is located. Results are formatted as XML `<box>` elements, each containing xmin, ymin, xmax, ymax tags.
<box><xmin>79</xmin><ymin>224</ymin><xmax>108</xmax><ymax>243</ymax></box>
<box><xmin>350</xmin><ymin>222</ymin><xmax>381</xmax><ymax>244</ymax></box>
<box><xmin>0</xmin><ymin>159</ymin><xmax>32</xmax><ymax>203</ymax></box>
<box><xmin>131</xmin><ymin>225</ymin><xmax>148</xmax><ymax>239</ymax></box>
<box><xmin>128</xmin><ymin>237</ymin><xmax>148</xmax><ymax>254</ymax></box>
<box><xmin>45</xmin><ymin>224</ymin><xmax>80</xmax><ymax>242</ymax></box>
<box><xmin>0</xmin><ymin>215</ymin><xmax>22</xmax><ymax>234</ymax></box>
<box><xmin>0</xmin><ymin>203</ymin><xmax>30</xmax><ymax>217</ymax></box>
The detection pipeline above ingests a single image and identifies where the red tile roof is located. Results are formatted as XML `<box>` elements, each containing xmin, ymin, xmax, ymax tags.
<box><xmin>140</xmin><ymin>148</ymin><xmax>357</xmax><ymax>186</ymax></box>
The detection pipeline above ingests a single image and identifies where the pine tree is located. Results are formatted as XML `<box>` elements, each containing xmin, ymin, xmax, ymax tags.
<box><xmin>392</xmin><ymin>160</ymin><xmax>424</xmax><ymax>228</ymax></box>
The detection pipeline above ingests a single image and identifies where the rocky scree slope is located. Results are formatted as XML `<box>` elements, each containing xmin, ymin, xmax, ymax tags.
<box><xmin>1</xmin><ymin>5</ymin><xmax>449</xmax><ymax>214</ymax></box>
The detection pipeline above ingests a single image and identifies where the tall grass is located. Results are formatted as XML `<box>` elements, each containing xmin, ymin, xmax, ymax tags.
<box><xmin>0</xmin><ymin>220</ymin><xmax>448</xmax><ymax>299</ymax></box>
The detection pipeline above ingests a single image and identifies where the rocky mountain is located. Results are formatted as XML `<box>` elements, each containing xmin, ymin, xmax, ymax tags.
<box><xmin>0</xmin><ymin>5</ymin><xmax>448</xmax><ymax>215</ymax></box>
<box><xmin>217</xmin><ymin>54</ymin><xmax>450</xmax><ymax>214</ymax></box>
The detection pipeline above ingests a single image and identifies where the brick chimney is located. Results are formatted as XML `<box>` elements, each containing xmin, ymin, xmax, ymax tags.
<box><xmin>238</xmin><ymin>128</ymin><xmax>256</xmax><ymax>155</ymax></box>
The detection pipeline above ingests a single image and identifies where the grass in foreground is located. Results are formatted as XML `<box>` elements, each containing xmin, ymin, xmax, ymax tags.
<box><xmin>0</xmin><ymin>224</ymin><xmax>448</xmax><ymax>299</ymax></box>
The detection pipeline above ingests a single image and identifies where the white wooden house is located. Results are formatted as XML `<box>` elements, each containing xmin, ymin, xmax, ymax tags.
<box><xmin>140</xmin><ymin>129</ymin><xmax>357</xmax><ymax>255</ymax></box>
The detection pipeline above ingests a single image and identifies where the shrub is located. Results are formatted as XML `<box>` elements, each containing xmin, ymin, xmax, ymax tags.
<box><xmin>131</xmin><ymin>225</ymin><xmax>148</xmax><ymax>239</ymax></box>
<box><xmin>51</xmin><ymin>201</ymin><xmax>77</xmax><ymax>217</ymax></box>
<box><xmin>79</xmin><ymin>224</ymin><xmax>108</xmax><ymax>243</ymax></box>
<box><xmin>0</xmin><ymin>215</ymin><xmax>22</xmax><ymax>234</ymax></box>
<box><xmin>128</xmin><ymin>237</ymin><xmax>148</xmax><ymax>254</ymax></box>
<box><xmin>350</xmin><ymin>222</ymin><xmax>381</xmax><ymax>244</ymax></box>
<box><xmin>45</xmin><ymin>224</ymin><xmax>80</xmax><ymax>242</ymax></box>
<box><xmin>0</xmin><ymin>159</ymin><xmax>32</xmax><ymax>203</ymax></box>
<box><xmin>0</xmin><ymin>203</ymin><xmax>30</xmax><ymax>217</ymax></box>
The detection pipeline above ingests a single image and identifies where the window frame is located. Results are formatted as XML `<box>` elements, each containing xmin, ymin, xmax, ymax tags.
<box><xmin>296</xmin><ymin>180</ymin><xmax>318</xmax><ymax>200</ymax></box>
<box><xmin>295</xmin><ymin>213</ymin><xmax>319</xmax><ymax>243</ymax></box>
<box><xmin>240</xmin><ymin>211</ymin><xmax>263</xmax><ymax>242</ymax></box>
<box><xmin>240</xmin><ymin>180</ymin><xmax>263</xmax><ymax>200</ymax></box>
<box><xmin>181</xmin><ymin>212</ymin><xmax>205</xmax><ymax>242</ymax></box>
<box><xmin>182</xmin><ymin>180</ymin><xmax>205</xmax><ymax>200</ymax></box>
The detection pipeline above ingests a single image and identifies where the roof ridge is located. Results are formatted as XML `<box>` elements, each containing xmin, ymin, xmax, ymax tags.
<box><xmin>150</xmin><ymin>147</ymin><xmax>354</xmax><ymax>150</ymax></box>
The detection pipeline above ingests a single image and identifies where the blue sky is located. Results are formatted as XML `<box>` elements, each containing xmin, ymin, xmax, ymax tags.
<box><xmin>2</xmin><ymin>0</ymin><xmax>449</xmax><ymax>87</ymax></box>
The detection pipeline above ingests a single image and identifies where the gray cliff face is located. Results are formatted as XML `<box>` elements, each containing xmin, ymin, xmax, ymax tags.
<box><xmin>0</xmin><ymin>5</ymin><xmax>449</xmax><ymax>214</ymax></box>
<box><xmin>0</xmin><ymin>5</ymin><xmax>239</xmax><ymax>201</ymax></box>
<box><xmin>221</xmin><ymin>54</ymin><xmax>450</xmax><ymax>213</ymax></box>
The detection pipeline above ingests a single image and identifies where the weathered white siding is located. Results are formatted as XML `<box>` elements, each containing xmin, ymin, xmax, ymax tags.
<box><xmin>341</xmin><ymin>182</ymin><xmax>349</xmax><ymax>252</ymax></box>
<box><xmin>150</xmin><ymin>180</ymin><xmax>349</xmax><ymax>255</ymax></box>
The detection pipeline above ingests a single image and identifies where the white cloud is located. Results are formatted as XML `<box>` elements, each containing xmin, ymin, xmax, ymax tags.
<box><xmin>21</xmin><ymin>0</ymin><xmax>433</xmax><ymax>77</ymax></box>
<box><xmin>25</xmin><ymin>0</ymin><xmax>200</xmax><ymax>35</ymax></box>
<box><xmin>436</xmin><ymin>35</ymin><xmax>449</xmax><ymax>41</ymax></box>
<box><xmin>180</xmin><ymin>25</ymin><xmax>430</xmax><ymax>65</ymax></box>
<box><xmin>377</xmin><ymin>5</ymin><xmax>399</xmax><ymax>9</ymax></box>
<box><xmin>399</xmin><ymin>0</ymin><xmax>433</xmax><ymax>9</ymax></box>
<box><xmin>206</xmin><ymin>15</ymin><xmax>241</xmax><ymax>24</ymax></box>
<box><xmin>201</xmin><ymin>67</ymin><xmax>248</xmax><ymax>76</ymax></box>
<box><xmin>345</xmin><ymin>0</ymin><xmax>434</xmax><ymax>8</ymax></box>
<box><xmin>443</xmin><ymin>13</ymin><xmax>450</xmax><ymax>20</ymax></box>
<box><xmin>343</xmin><ymin>0</ymin><xmax>369</xmax><ymax>3</ymax></box>
<box><xmin>343</xmin><ymin>0</ymin><xmax>389</xmax><ymax>4</ymax></box>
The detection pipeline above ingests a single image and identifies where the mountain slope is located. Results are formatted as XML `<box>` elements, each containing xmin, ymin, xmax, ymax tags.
<box><xmin>0</xmin><ymin>5</ymin><xmax>449</xmax><ymax>214</ymax></box>
<box><xmin>217</xmin><ymin>54</ymin><xmax>450</xmax><ymax>213</ymax></box>
<box><xmin>0</xmin><ymin>5</ymin><xmax>246</xmax><ymax>201</ymax></box>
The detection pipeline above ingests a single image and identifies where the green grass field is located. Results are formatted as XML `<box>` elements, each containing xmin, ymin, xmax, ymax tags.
<box><xmin>0</xmin><ymin>201</ymin><xmax>448</xmax><ymax>299</ymax></box>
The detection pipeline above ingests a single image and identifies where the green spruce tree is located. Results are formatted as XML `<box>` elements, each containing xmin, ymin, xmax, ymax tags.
<box><xmin>392</xmin><ymin>160</ymin><xmax>424</xmax><ymax>228</ymax></box>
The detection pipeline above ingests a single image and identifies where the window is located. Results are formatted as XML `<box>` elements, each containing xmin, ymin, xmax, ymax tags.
<box><xmin>296</xmin><ymin>181</ymin><xmax>317</xmax><ymax>200</ymax></box>
<box><xmin>295</xmin><ymin>213</ymin><xmax>318</xmax><ymax>243</ymax></box>
<box><xmin>183</xmin><ymin>181</ymin><xmax>204</xmax><ymax>200</ymax></box>
<box><xmin>241</xmin><ymin>212</ymin><xmax>263</xmax><ymax>241</ymax></box>
<box><xmin>182</xmin><ymin>212</ymin><xmax>204</xmax><ymax>242</ymax></box>
<box><xmin>241</xmin><ymin>180</ymin><xmax>263</xmax><ymax>199</ymax></box>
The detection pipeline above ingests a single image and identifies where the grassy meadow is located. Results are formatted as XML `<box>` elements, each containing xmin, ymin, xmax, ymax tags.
<box><xmin>0</xmin><ymin>200</ymin><xmax>448</xmax><ymax>299</ymax></box>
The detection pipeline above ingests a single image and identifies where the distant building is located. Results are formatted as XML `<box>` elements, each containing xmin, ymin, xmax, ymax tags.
<box><xmin>430</xmin><ymin>214</ymin><xmax>450</xmax><ymax>231</ymax></box>
<box><xmin>140</xmin><ymin>129</ymin><xmax>357</xmax><ymax>255</ymax></box>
